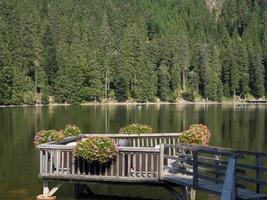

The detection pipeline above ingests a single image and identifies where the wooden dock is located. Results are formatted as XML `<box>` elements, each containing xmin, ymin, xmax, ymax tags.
<box><xmin>37</xmin><ymin>133</ymin><xmax>267</xmax><ymax>200</ymax></box>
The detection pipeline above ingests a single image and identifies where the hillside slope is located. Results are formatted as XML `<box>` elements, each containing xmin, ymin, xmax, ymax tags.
<box><xmin>0</xmin><ymin>0</ymin><xmax>266</xmax><ymax>104</ymax></box>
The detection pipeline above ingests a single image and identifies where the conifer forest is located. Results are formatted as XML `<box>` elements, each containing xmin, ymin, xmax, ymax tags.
<box><xmin>0</xmin><ymin>0</ymin><xmax>267</xmax><ymax>105</ymax></box>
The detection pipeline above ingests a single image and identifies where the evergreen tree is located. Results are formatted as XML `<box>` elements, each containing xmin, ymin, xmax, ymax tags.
<box><xmin>0</xmin><ymin>0</ymin><xmax>266</xmax><ymax>104</ymax></box>
<box><xmin>81</xmin><ymin>51</ymin><xmax>104</xmax><ymax>102</ymax></box>
<box><xmin>263</xmin><ymin>10</ymin><xmax>267</xmax><ymax>93</ymax></box>
<box><xmin>0</xmin><ymin>66</ymin><xmax>35</xmax><ymax>105</ymax></box>
<box><xmin>54</xmin><ymin>64</ymin><xmax>84</xmax><ymax>103</ymax></box>
<box><xmin>229</xmin><ymin>41</ymin><xmax>240</xmax><ymax>97</ymax></box>
<box><xmin>158</xmin><ymin>63</ymin><xmax>171</xmax><ymax>101</ymax></box>
<box><xmin>42</xmin><ymin>23</ymin><xmax>58</xmax><ymax>90</ymax></box>
<box><xmin>250</xmin><ymin>49</ymin><xmax>265</xmax><ymax>98</ymax></box>
<box><xmin>99</xmin><ymin>12</ymin><xmax>114</xmax><ymax>100</ymax></box>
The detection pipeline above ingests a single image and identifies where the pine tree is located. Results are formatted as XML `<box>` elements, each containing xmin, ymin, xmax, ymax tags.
<box><xmin>54</xmin><ymin>36</ymin><xmax>84</xmax><ymax>104</ymax></box>
<box><xmin>221</xmin><ymin>47</ymin><xmax>231</xmax><ymax>97</ymax></box>
<box><xmin>81</xmin><ymin>51</ymin><xmax>104</xmax><ymax>102</ymax></box>
<box><xmin>229</xmin><ymin>41</ymin><xmax>240</xmax><ymax>97</ymax></box>
<box><xmin>0</xmin><ymin>66</ymin><xmax>35</xmax><ymax>105</ymax></box>
<box><xmin>236</xmin><ymin>41</ymin><xmax>250</xmax><ymax>97</ymax></box>
<box><xmin>0</xmin><ymin>0</ymin><xmax>267</xmax><ymax>104</ymax></box>
<box><xmin>236</xmin><ymin>0</ymin><xmax>249</xmax><ymax>36</ymax></box>
<box><xmin>243</xmin><ymin>6</ymin><xmax>265</xmax><ymax>98</ymax></box>
<box><xmin>99</xmin><ymin>12</ymin><xmax>114</xmax><ymax>100</ymax></box>
<box><xmin>220</xmin><ymin>0</ymin><xmax>237</xmax><ymax>36</ymax></box>
<box><xmin>112</xmin><ymin>51</ymin><xmax>130</xmax><ymax>102</ymax></box>
<box><xmin>263</xmin><ymin>10</ymin><xmax>267</xmax><ymax>94</ymax></box>
<box><xmin>120</xmin><ymin>23</ymin><xmax>148</xmax><ymax>100</ymax></box>
<box><xmin>250</xmin><ymin>49</ymin><xmax>265</xmax><ymax>98</ymax></box>
<box><xmin>210</xmin><ymin>46</ymin><xmax>222</xmax><ymax>101</ymax></box>
<box><xmin>42</xmin><ymin>23</ymin><xmax>58</xmax><ymax>90</ymax></box>
<box><xmin>19</xmin><ymin>1</ymin><xmax>43</xmax><ymax>92</ymax></box>
<box><xmin>158</xmin><ymin>63</ymin><xmax>171</xmax><ymax>101</ymax></box>
<box><xmin>54</xmin><ymin>64</ymin><xmax>84</xmax><ymax>103</ymax></box>
<box><xmin>173</xmin><ymin>27</ymin><xmax>190</xmax><ymax>92</ymax></box>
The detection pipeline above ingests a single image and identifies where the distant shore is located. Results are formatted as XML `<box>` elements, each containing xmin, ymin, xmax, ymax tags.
<box><xmin>0</xmin><ymin>100</ymin><xmax>267</xmax><ymax>108</ymax></box>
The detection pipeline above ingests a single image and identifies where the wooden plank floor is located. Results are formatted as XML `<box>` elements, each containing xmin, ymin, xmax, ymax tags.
<box><xmin>163</xmin><ymin>174</ymin><xmax>267</xmax><ymax>200</ymax></box>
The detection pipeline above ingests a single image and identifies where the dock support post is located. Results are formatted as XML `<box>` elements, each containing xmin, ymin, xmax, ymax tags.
<box><xmin>186</xmin><ymin>187</ymin><xmax>196</xmax><ymax>200</ymax></box>
<box><xmin>43</xmin><ymin>181</ymin><xmax>49</xmax><ymax>197</ymax></box>
<box><xmin>36</xmin><ymin>180</ymin><xmax>62</xmax><ymax>200</ymax></box>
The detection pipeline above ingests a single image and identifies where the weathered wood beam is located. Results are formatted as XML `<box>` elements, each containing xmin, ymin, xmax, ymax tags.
<box><xmin>221</xmin><ymin>156</ymin><xmax>237</xmax><ymax>200</ymax></box>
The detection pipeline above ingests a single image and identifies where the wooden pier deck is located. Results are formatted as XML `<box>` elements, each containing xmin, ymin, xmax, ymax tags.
<box><xmin>37</xmin><ymin>133</ymin><xmax>267</xmax><ymax>200</ymax></box>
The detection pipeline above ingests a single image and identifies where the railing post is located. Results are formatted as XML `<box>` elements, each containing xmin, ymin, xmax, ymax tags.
<box><xmin>159</xmin><ymin>144</ymin><xmax>164</xmax><ymax>180</ymax></box>
<box><xmin>221</xmin><ymin>156</ymin><xmax>237</xmax><ymax>200</ymax></box>
<box><xmin>256</xmin><ymin>155</ymin><xmax>263</xmax><ymax>193</ymax></box>
<box><xmin>192</xmin><ymin>150</ymin><xmax>198</xmax><ymax>189</ymax></box>
<box><xmin>215</xmin><ymin>155</ymin><xmax>221</xmax><ymax>183</ymax></box>
<box><xmin>40</xmin><ymin>150</ymin><xmax>43</xmax><ymax>174</ymax></box>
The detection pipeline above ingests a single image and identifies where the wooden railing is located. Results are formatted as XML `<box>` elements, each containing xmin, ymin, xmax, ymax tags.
<box><xmin>38</xmin><ymin>133</ymin><xmax>182</xmax><ymax>183</ymax></box>
<box><xmin>162</xmin><ymin>144</ymin><xmax>267</xmax><ymax>197</ymax></box>
<box><xmin>38</xmin><ymin>145</ymin><xmax>160</xmax><ymax>182</ymax></box>
<box><xmin>38</xmin><ymin>134</ymin><xmax>267</xmax><ymax>199</ymax></box>
<box><xmin>56</xmin><ymin>133</ymin><xmax>182</xmax><ymax>148</ymax></box>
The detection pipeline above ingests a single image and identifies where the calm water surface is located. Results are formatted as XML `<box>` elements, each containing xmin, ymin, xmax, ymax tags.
<box><xmin>0</xmin><ymin>104</ymin><xmax>267</xmax><ymax>200</ymax></box>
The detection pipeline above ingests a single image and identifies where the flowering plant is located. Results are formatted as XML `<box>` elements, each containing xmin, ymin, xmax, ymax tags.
<box><xmin>180</xmin><ymin>124</ymin><xmax>211</xmax><ymax>146</ymax></box>
<box><xmin>119</xmin><ymin>123</ymin><xmax>153</xmax><ymax>135</ymax></box>
<box><xmin>34</xmin><ymin>124</ymin><xmax>82</xmax><ymax>145</ymax></box>
<box><xmin>34</xmin><ymin>130</ymin><xmax>65</xmax><ymax>145</ymax></box>
<box><xmin>74</xmin><ymin>137</ymin><xmax>117</xmax><ymax>163</ymax></box>
<box><xmin>64</xmin><ymin>124</ymin><xmax>81</xmax><ymax>137</ymax></box>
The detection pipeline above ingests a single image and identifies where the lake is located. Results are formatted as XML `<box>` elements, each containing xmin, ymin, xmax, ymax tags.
<box><xmin>0</xmin><ymin>104</ymin><xmax>266</xmax><ymax>200</ymax></box>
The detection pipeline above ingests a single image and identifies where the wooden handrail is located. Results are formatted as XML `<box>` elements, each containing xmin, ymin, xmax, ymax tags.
<box><xmin>53</xmin><ymin>133</ymin><xmax>183</xmax><ymax>145</ymax></box>
<box><xmin>37</xmin><ymin>145</ymin><xmax>160</xmax><ymax>152</ymax></box>
<box><xmin>162</xmin><ymin>143</ymin><xmax>266</xmax><ymax>196</ymax></box>
<box><xmin>164</xmin><ymin>143</ymin><xmax>267</xmax><ymax>157</ymax></box>
<box><xmin>83</xmin><ymin>133</ymin><xmax>183</xmax><ymax>137</ymax></box>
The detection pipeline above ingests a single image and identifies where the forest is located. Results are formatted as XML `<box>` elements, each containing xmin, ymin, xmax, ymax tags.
<box><xmin>0</xmin><ymin>0</ymin><xmax>266</xmax><ymax>105</ymax></box>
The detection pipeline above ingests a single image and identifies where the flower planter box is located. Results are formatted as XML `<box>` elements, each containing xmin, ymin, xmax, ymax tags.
<box><xmin>117</xmin><ymin>138</ymin><xmax>131</xmax><ymax>147</ymax></box>
<box><xmin>75</xmin><ymin>157</ymin><xmax>112</xmax><ymax>175</ymax></box>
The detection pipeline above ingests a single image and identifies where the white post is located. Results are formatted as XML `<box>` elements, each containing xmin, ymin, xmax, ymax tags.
<box><xmin>43</xmin><ymin>181</ymin><xmax>49</xmax><ymax>197</ymax></box>
<box><xmin>159</xmin><ymin>144</ymin><xmax>164</xmax><ymax>180</ymax></box>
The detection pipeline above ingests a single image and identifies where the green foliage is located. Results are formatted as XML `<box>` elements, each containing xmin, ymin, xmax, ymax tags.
<box><xmin>23</xmin><ymin>91</ymin><xmax>35</xmax><ymax>105</ymax></box>
<box><xmin>54</xmin><ymin>65</ymin><xmax>84</xmax><ymax>104</ymax></box>
<box><xmin>119</xmin><ymin>123</ymin><xmax>153</xmax><ymax>135</ymax></box>
<box><xmin>0</xmin><ymin>0</ymin><xmax>266</xmax><ymax>104</ymax></box>
<box><xmin>63</xmin><ymin>124</ymin><xmax>81</xmax><ymax>137</ymax></box>
<box><xmin>0</xmin><ymin>66</ymin><xmax>35</xmax><ymax>105</ymax></box>
<box><xmin>181</xmin><ymin>92</ymin><xmax>195</xmax><ymax>102</ymax></box>
<box><xmin>41</xmin><ymin>91</ymin><xmax>49</xmax><ymax>104</ymax></box>
<box><xmin>74</xmin><ymin>137</ymin><xmax>117</xmax><ymax>163</ymax></box>
<box><xmin>180</xmin><ymin>124</ymin><xmax>211</xmax><ymax>146</ymax></box>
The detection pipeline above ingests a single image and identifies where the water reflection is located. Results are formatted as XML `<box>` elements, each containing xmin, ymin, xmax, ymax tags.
<box><xmin>0</xmin><ymin>104</ymin><xmax>266</xmax><ymax>200</ymax></box>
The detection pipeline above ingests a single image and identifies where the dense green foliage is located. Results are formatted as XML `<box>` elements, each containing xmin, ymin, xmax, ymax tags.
<box><xmin>119</xmin><ymin>123</ymin><xmax>153</xmax><ymax>134</ymax></box>
<box><xmin>0</xmin><ymin>0</ymin><xmax>267</xmax><ymax>104</ymax></box>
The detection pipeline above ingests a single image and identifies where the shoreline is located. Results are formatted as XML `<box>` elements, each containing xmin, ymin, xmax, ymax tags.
<box><xmin>0</xmin><ymin>100</ymin><xmax>267</xmax><ymax>108</ymax></box>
